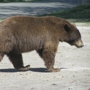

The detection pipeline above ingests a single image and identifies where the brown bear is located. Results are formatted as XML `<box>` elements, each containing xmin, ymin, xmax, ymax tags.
<box><xmin>0</xmin><ymin>16</ymin><xmax>83</xmax><ymax>72</ymax></box>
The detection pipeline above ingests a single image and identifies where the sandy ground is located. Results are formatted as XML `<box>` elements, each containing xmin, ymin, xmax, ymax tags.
<box><xmin>0</xmin><ymin>25</ymin><xmax>90</xmax><ymax>90</ymax></box>
<box><xmin>0</xmin><ymin>2</ymin><xmax>90</xmax><ymax>90</ymax></box>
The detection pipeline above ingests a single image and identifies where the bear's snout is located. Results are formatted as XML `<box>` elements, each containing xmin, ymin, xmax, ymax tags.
<box><xmin>75</xmin><ymin>39</ymin><xmax>84</xmax><ymax>48</ymax></box>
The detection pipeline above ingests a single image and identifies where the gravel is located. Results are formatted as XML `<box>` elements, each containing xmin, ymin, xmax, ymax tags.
<box><xmin>0</xmin><ymin>26</ymin><xmax>90</xmax><ymax>90</ymax></box>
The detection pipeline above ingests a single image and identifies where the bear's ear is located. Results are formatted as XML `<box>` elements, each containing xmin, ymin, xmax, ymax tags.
<box><xmin>64</xmin><ymin>24</ymin><xmax>72</xmax><ymax>33</ymax></box>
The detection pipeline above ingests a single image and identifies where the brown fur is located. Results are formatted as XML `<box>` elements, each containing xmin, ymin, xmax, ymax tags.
<box><xmin>0</xmin><ymin>16</ymin><xmax>83</xmax><ymax>72</ymax></box>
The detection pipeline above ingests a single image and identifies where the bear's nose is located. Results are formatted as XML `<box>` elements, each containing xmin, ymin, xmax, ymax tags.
<box><xmin>75</xmin><ymin>39</ymin><xmax>84</xmax><ymax>48</ymax></box>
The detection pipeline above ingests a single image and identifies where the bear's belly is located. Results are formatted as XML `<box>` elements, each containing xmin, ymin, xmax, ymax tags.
<box><xmin>13</xmin><ymin>40</ymin><xmax>44</xmax><ymax>53</ymax></box>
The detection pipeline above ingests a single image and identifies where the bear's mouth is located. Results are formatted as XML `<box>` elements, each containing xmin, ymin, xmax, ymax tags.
<box><xmin>75</xmin><ymin>44</ymin><xmax>84</xmax><ymax>48</ymax></box>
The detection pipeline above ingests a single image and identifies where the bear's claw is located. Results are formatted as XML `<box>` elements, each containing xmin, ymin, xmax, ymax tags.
<box><xmin>48</xmin><ymin>68</ymin><xmax>60</xmax><ymax>72</ymax></box>
<box><xmin>16</xmin><ymin>65</ymin><xmax>30</xmax><ymax>71</ymax></box>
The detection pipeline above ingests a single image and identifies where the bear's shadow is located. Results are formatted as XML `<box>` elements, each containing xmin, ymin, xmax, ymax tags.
<box><xmin>0</xmin><ymin>68</ymin><xmax>66</xmax><ymax>73</ymax></box>
<box><xmin>0</xmin><ymin>68</ymin><xmax>49</xmax><ymax>73</ymax></box>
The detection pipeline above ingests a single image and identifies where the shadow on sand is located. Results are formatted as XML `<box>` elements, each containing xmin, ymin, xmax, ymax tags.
<box><xmin>0</xmin><ymin>68</ymin><xmax>49</xmax><ymax>73</ymax></box>
<box><xmin>0</xmin><ymin>67</ymin><xmax>67</xmax><ymax>73</ymax></box>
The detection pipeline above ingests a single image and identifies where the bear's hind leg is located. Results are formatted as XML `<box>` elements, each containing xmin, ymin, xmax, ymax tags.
<box><xmin>0</xmin><ymin>53</ymin><xmax>4</xmax><ymax>62</ymax></box>
<box><xmin>37</xmin><ymin>49</ymin><xmax>60</xmax><ymax>72</ymax></box>
<box><xmin>7</xmin><ymin>53</ymin><xmax>30</xmax><ymax>71</ymax></box>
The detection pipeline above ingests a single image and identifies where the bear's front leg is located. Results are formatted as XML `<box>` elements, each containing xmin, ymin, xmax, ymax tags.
<box><xmin>43</xmin><ymin>53</ymin><xmax>60</xmax><ymax>72</ymax></box>
<box><xmin>41</xmin><ymin>48</ymin><xmax>60</xmax><ymax>72</ymax></box>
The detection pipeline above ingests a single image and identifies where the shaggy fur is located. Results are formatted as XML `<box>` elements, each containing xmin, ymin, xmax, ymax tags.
<box><xmin>0</xmin><ymin>16</ymin><xmax>83</xmax><ymax>72</ymax></box>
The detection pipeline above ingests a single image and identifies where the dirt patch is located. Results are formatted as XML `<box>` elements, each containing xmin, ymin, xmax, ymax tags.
<box><xmin>0</xmin><ymin>25</ymin><xmax>90</xmax><ymax>90</ymax></box>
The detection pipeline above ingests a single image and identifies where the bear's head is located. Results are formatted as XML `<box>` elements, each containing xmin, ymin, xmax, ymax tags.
<box><xmin>63</xmin><ymin>24</ymin><xmax>84</xmax><ymax>48</ymax></box>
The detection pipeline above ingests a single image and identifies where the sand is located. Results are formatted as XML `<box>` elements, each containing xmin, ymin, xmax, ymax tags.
<box><xmin>0</xmin><ymin>25</ymin><xmax>90</xmax><ymax>90</ymax></box>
